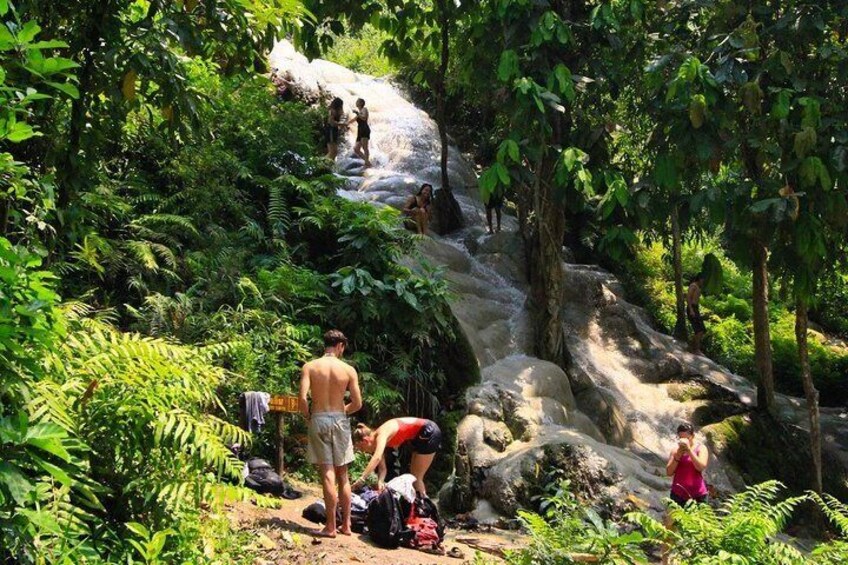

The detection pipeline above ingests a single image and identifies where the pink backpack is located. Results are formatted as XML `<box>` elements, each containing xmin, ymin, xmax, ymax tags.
<box><xmin>403</xmin><ymin>516</ymin><xmax>441</xmax><ymax>550</ymax></box>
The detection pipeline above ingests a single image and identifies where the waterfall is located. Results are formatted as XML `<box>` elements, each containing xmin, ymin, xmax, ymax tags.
<box><xmin>270</xmin><ymin>41</ymin><xmax>848</xmax><ymax>517</ymax></box>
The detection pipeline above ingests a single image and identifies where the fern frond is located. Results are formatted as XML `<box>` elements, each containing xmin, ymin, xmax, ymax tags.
<box><xmin>125</xmin><ymin>240</ymin><xmax>159</xmax><ymax>272</ymax></box>
<box><xmin>809</xmin><ymin>491</ymin><xmax>848</xmax><ymax>536</ymax></box>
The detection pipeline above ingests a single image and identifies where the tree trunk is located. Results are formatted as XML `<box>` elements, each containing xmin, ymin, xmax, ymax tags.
<box><xmin>0</xmin><ymin>198</ymin><xmax>8</xmax><ymax>237</ymax></box>
<box><xmin>56</xmin><ymin>1</ymin><xmax>109</xmax><ymax>212</ymax></box>
<box><xmin>436</xmin><ymin>0</ymin><xmax>450</xmax><ymax>193</ymax></box>
<box><xmin>671</xmin><ymin>203</ymin><xmax>688</xmax><ymax>341</ymax></box>
<box><xmin>428</xmin><ymin>0</ymin><xmax>463</xmax><ymax>235</ymax></box>
<box><xmin>751</xmin><ymin>241</ymin><xmax>776</xmax><ymax>415</ymax></box>
<box><xmin>528</xmin><ymin>151</ymin><xmax>567</xmax><ymax>367</ymax></box>
<box><xmin>795</xmin><ymin>298</ymin><xmax>823</xmax><ymax>493</ymax></box>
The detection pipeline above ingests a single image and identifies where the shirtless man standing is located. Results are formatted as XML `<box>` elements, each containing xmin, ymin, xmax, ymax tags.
<box><xmin>687</xmin><ymin>273</ymin><xmax>706</xmax><ymax>355</ymax></box>
<box><xmin>298</xmin><ymin>329</ymin><xmax>362</xmax><ymax>537</ymax></box>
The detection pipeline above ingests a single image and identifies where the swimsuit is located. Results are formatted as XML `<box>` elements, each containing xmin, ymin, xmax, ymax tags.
<box><xmin>485</xmin><ymin>187</ymin><xmax>504</xmax><ymax>210</ymax></box>
<box><xmin>386</xmin><ymin>418</ymin><xmax>442</xmax><ymax>455</ymax></box>
<box><xmin>326</xmin><ymin>110</ymin><xmax>342</xmax><ymax>144</ymax></box>
<box><xmin>306</xmin><ymin>412</ymin><xmax>354</xmax><ymax>466</ymax></box>
<box><xmin>688</xmin><ymin>304</ymin><xmax>706</xmax><ymax>334</ymax></box>
<box><xmin>325</xmin><ymin>123</ymin><xmax>340</xmax><ymax>144</ymax></box>
<box><xmin>356</xmin><ymin>114</ymin><xmax>371</xmax><ymax>141</ymax></box>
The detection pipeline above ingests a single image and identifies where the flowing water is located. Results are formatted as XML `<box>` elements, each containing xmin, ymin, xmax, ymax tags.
<box><xmin>271</xmin><ymin>41</ymin><xmax>848</xmax><ymax>516</ymax></box>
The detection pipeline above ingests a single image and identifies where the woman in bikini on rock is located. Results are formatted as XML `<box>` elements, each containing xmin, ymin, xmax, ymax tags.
<box><xmin>348</xmin><ymin>98</ymin><xmax>371</xmax><ymax>167</ymax></box>
<box><xmin>402</xmin><ymin>183</ymin><xmax>433</xmax><ymax>235</ymax></box>
<box><xmin>325</xmin><ymin>97</ymin><xmax>345</xmax><ymax>161</ymax></box>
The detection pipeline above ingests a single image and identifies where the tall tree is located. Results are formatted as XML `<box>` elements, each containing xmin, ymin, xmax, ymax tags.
<box><xmin>15</xmin><ymin>0</ymin><xmax>306</xmax><ymax>232</ymax></box>
<box><xmin>638</xmin><ymin>43</ymin><xmax>728</xmax><ymax>342</ymax></box>
<box><xmin>380</xmin><ymin>0</ymin><xmax>465</xmax><ymax>233</ymax></box>
<box><xmin>471</xmin><ymin>0</ymin><xmax>643</xmax><ymax>365</ymax></box>
<box><xmin>765</xmin><ymin>3</ymin><xmax>848</xmax><ymax>493</ymax></box>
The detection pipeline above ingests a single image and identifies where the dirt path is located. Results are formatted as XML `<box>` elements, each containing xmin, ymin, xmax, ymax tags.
<box><xmin>228</xmin><ymin>481</ymin><xmax>524</xmax><ymax>565</ymax></box>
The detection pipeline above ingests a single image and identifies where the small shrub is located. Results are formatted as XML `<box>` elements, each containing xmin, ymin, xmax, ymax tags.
<box><xmin>508</xmin><ymin>480</ymin><xmax>649</xmax><ymax>565</ymax></box>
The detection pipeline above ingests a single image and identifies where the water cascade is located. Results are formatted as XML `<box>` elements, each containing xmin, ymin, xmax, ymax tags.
<box><xmin>271</xmin><ymin>41</ymin><xmax>848</xmax><ymax>517</ymax></box>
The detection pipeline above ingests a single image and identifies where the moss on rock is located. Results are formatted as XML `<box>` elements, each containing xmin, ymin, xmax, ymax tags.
<box><xmin>703</xmin><ymin>413</ymin><xmax>848</xmax><ymax>499</ymax></box>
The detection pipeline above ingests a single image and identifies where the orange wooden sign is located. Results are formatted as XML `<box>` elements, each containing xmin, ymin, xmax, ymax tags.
<box><xmin>269</xmin><ymin>394</ymin><xmax>299</xmax><ymax>413</ymax></box>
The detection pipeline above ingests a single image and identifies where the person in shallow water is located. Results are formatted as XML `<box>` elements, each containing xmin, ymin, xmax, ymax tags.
<box><xmin>298</xmin><ymin>329</ymin><xmax>362</xmax><ymax>538</ymax></box>
<box><xmin>666</xmin><ymin>422</ymin><xmax>709</xmax><ymax>506</ymax></box>
<box><xmin>403</xmin><ymin>183</ymin><xmax>432</xmax><ymax>235</ymax></box>
<box><xmin>348</xmin><ymin>98</ymin><xmax>371</xmax><ymax>168</ymax></box>
<box><xmin>350</xmin><ymin>418</ymin><xmax>443</xmax><ymax>496</ymax></box>
<box><xmin>325</xmin><ymin>97</ymin><xmax>345</xmax><ymax>161</ymax></box>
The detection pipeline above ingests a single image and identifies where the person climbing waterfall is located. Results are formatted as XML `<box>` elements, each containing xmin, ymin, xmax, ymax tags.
<box><xmin>687</xmin><ymin>273</ymin><xmax>706</xmax><ymax>355</ymax></box>
<box><xmin>348</xmin><ymin>98</ymin><xmax>371</xmax><ymax>168</ymax></box>
<box><xmin>403</xmin><ymin>183</ymin><xmax>433</xmax><ymax>235</ymax></box>
<box><xmin>666</xmin><ymin>422</ymin><xmax>709</xmax><ymax>505</ymax></box>
<box><xmin>350</xmin><ymin>418</ymin><xmax>442</xmax><ymax>496</ymax></box>
<box><xmin>325</xmin><ymin>97</ymin><xmax>346</xmax><ymax>161</ymax></box>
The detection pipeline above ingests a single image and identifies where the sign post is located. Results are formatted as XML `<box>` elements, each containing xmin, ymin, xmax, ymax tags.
<box><xmin>268</xmin><ymin>394</ymin><xmax>300</xmax><ymax>476</ymax></box>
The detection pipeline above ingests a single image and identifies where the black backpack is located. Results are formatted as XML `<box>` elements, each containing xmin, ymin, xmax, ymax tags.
<box><xmin>243</xmin><ymin>458</ymin><xmax>302</xmax><ymax>499</ymax></box>
<box><xmin>366</xmin><ymin>489</ymin><xmax>413</xmax><ymax>548</ymax></box>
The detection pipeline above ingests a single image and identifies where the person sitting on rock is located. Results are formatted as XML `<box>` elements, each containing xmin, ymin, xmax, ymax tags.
<box><xmin>271</xmin><ymin>69</ymin><xmax>296</xmax><ymax>101</ymax></box>
<box><xmin>403</xmin><ymin>183</ymin><xmax>432</xmax><ymax>235</ymax></box>
<box><xmin>351</xmin><ymin>418</ymin><xmax>442</xmax><ymax>496</ymax></box>
<box><xmin>666</xmin><ymin>422</ymin><xmax>709</xmax><ymax>506</ymax></box>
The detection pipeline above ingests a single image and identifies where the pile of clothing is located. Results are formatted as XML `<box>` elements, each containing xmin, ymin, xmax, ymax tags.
<box><xmin>301</xmin><ymin>474</ymin><xmax>445</xmax><ymax>553</ymax></box>
<box><xmin>301</xmin><ymin>489</ymin><xmax>377</xmax><ymax>534</ymax></box>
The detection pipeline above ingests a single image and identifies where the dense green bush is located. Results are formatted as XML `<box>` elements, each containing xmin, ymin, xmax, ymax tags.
<box><xmin>628</xmin><ymin>482</ymin><xmax>848</xmax><ymax>564</ymax></box>
<box><xmin>812</xmin><ymin>273</ymin><xmax>848</xmax><ymax>338</ymax></box>
<box><xmin>49</xmin><ymin>55</ymin><xmax>465</xmax><ymax>470</ymax></box>
<box><xmin>622</xmin><ymin>240</ymin><xmax>848</xmax><ymax>406</ymax></box>
<box><xmin>323</xmin><ymin>26</ymin><xmax>399</xmax><ymax>76</ymax></box>
<box><xmin>507</xmin><ymin>479</ymin><xmax>649</xmax><ymax>565</ymax></box>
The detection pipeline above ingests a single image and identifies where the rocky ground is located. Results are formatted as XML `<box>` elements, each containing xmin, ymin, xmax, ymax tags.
<box><xmin>227</xmin><ymin>480</ymin><xmax>521</xmax><ymax>565</ymax></box>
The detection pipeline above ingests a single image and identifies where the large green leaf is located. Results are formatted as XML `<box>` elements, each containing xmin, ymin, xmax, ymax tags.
<box><xmin>701</xmin><ymin>253</ymin><xmax>724</xmax><ymax>295</ymax></box>
<box><xmin>46</xmin><ymin>80</ymin><xmax>79</xmax><ymax>99</ymax></box>
<box><xmin>497</xmin><ymin>50</ymin><xmax>519</xmax><ymax>82</ymax></box>
<box><xmin>0</xmin><ymin>461</ymin><xmax>34</xmax><ymax>505</ymax></box>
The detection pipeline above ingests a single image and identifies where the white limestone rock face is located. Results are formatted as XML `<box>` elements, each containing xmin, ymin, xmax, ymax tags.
<box><xmin>275</xmin><ymin>40</ymin><xmax>848</xmax><ymax>517</ymax></box>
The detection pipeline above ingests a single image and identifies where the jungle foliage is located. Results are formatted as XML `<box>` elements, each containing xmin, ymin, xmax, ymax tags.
<box><xmin>1</xmin><ymin>1</ymin><xmax>461</xmax><ymax>562</ymax></box>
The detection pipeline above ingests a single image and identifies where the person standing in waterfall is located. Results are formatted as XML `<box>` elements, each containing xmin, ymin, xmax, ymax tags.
<box><xmin>298</xmin><ymin>329</ymin><xmax>362</xmax><ymax>537</ymax></box>
<box><xmin>666</xmin><ymin>422</ymin><xmax>709</xmax><ymax>505</ymax></box>
<box><xmin>348</xmin><ymin>98</ymin><xmax>371</xmax><ymax>168</ymax></box>
<box><xmin>687</xmin><ymin>273</ymin><xmax>706</xmax><ymax>355</ymax></box>
<box><xmin>403</xmin><ymin>183</ymin><xmax>433</xmax><ymax>235</ymax></box>
<box><xmin>350</xmin><ymin>417</ymin><xmax>442</xmax><ymax>496</ymax></box>
<box><xmin>483</xmin><ymin>183</ymin><xmax>504</xmax><ymax>234</ymax></box>
<box><xmin>325</xmin><ymin>97</ymin><xmax>345</xmax><ymax>161</ymax></box>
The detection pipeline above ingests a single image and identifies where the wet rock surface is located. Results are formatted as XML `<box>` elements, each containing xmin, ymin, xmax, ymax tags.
<box><xmin>273</xmin><ymin>41</ymin><xmax>848</xmax><ymax>519</ymax></box>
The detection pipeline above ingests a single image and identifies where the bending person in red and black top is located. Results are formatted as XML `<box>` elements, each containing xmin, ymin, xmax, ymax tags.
<box><xmin>351</xmin><ymin>417</ymin><xmax>442</xmax><ymax>496</ymax></box>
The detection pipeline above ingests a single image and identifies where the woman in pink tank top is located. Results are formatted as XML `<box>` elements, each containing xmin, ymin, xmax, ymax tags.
<box><xmin>666</xmin><ymin>422</ymin><xmax>710</xmax><ymax>505</ymax></box>
<box><xmin>350</xmin><ymin>417</ymin><xmax>442</xmax><ymax>495</ymax></box>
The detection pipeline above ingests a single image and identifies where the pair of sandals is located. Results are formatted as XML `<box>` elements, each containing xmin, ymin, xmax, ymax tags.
<box><xmin>420</xmin><ymin>546</ymin><xmax>464</xmax><ymax>559</ymax></box>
